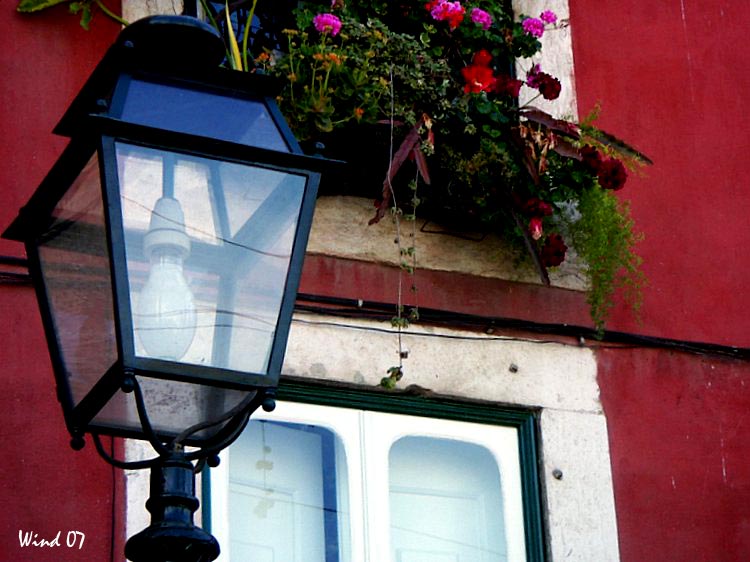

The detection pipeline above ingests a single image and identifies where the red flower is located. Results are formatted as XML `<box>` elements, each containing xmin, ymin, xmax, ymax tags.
<box><xmin>429</xmin><ymin>0</ymin><xmax>466</xmax><ymax>30</ymax></box>
<box><xmin>494</xmin><ymin>74</ymin><xmax>524</xmax><ymax>97</ymax></box>
<box><xmin>523</xmin><ymin>197</ymin><xmax>553</xmax><ymax>217</ymax></box>
<box><xmin>461</xmin><ymin>64</ymin><xmax>496</xmax><ymax>93</ymax></box>
<box><xmin>472</xmin><ymin>49</ymin><xmax>492</xmax><ymax>67</ymax></box>
<box><xmin>529</xmin><ymin>217</ymin><xmax>544</xmax><ymax>240</ymax></box>
<box><xmin>538</xmin><ymin>74</ymin><xmax>561</xmax><ymax>100</ymax></box>
<box><xmin>597</xmin><ymin>157</ymin><xmax>628</xmax><ymax>190</ymax></box>
<box><xmin>541</xmin><ymin>233</ymin><xmax>568</xmax><ymax>267</ymax></box>
<box><xmin>579</xmin><ymin>145</ymin><xmax>602</xmax><ymax>172</ymax></box>
<box><xmin>526</xmin><ymin>66</ymin><xmax>561</xmax><ymax>100</ymax></box>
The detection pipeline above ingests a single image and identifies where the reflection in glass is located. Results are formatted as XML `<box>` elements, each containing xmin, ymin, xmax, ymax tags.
<box><xmin>115</xmin><ymin>142</ymin><xmax>306</xmax><ymax>374</ymax></box>
<box><xmin>389</xmin><ymin>436</ymin><xmax>508</xmax><ymax>562</ymax></box>
<box><xmin>227</xmin><ymin>421</ymin><xmax>350</xmax><ymax>562</ymax></box>
<box><xmin>35</xmin><ymin>154</ymin><xmax>118</xmax><ymax>406</ymax></box>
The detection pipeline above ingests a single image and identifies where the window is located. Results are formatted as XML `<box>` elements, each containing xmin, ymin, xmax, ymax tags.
<box><xmin>206</xmin><ymin>384</ymin><xmax>544</xmax><ymax>562</ymax></box>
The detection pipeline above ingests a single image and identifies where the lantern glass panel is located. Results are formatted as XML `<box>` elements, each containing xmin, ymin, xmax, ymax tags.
<box><xmin>115</xmin><ymin>142</ymin><xmax>307</xmax><ymax>375</ymax></box>
<box><xmin>116</xmin><ymin>77</ymin><xmax>290</xmax><ymax>151</ymax></box>
<box><xmin>93</xmin><ymin>375</ymin><xmax>251</xmax><ymax>440</ymax></box>
<box><xmin>35</xmin><ymin>154</ymin><xmax>118</xmax><ymax>406</ymax></box>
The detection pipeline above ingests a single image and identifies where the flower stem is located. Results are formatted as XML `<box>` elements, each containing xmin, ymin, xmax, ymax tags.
<box><xmin>519</xmin><ymin>92</ymin><xmax>543</xmax><ymax>109</ymax></box>
<box><xmin>94</xmin><ymin>0</ymin><xmax>128</xmax><ymax>26</ymax></box>
<box><xmin>241</xmin><ymin>0</ymin><xmax>259</xmax><ymax>72</ymax></box>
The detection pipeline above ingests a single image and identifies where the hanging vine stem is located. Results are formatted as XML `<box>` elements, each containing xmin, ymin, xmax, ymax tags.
<box><xmin>16</xmin><ymin>0</ymin><xmax>129</xmax><ymax>29</ymax></box>
<box><xmin>381</xmin><ymin>66</ymin><xmax>420</xmax><ymax>389</ymax></box>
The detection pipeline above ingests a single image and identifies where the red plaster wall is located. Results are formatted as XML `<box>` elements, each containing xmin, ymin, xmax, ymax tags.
<box><xmin>569</xmin><ymin>1</ymin><xmax>750</xmax><ymax>559</ymax></box>
<box><xmin>0</xmin><ymin>6</ymin><xmax>121</xmax><ymax>561</ymax></box>
<box><xmin>569</xmin><ymin>0</ymin><xmax>750</xmax><ymax>348</ymax></box>
<box><xmin>299</xmin><ymin>254</ymin><xmax>593</xmax><ymax>327</ymax></box>
<box><xmin>598</xmin><ymin>350</ymin><xmax>750</xmax><ymax>560</ymax></box>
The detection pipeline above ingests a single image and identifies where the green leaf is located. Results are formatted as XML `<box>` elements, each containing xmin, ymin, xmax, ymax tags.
<box><xmin>17</xmin><ymin>0</ymin><xmax>69</xmax><ymax>12</ymax></box>
<box><xmin>225</xmin><ymin>0</ymin><xmax>243</xmax><ymax>71</ymax></box>
<box><xmin>475</xmin><ymin>98</ymin><xmax>493</xmax><ymax>115</ymax></box>
<box><xmin>79</xmin><ymin>3</ymin><xmax>91</xmax><ymax>29</ymax></box>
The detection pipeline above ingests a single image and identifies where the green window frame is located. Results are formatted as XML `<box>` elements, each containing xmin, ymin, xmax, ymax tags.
<box><xmin>204</xmin><ymin>377</ymin><xmax>546</xmax><ymax>561</ymax></box>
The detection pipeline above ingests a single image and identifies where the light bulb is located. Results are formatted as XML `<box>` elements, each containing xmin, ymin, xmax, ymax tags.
<box><xmin>135</xmin><ymin>197</ymin><xmax>197</xmax><ymax>361</ymax></box>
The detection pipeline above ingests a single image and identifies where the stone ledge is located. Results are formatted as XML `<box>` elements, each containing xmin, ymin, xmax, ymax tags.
<box><xmin>308</xmin><ymin>195</ymin><xmax>588</xmax><ymax>292</ymax></box>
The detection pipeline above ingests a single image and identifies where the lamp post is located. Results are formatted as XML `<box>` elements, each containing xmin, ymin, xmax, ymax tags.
<box><xmin>3</xmin><ymin>15</ymin><xmax>330</xmax><ymax>562</ymax></box>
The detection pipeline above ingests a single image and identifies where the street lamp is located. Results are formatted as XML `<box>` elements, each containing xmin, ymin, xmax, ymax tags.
<box><xmin>3</xmin><ymin>15</ymin><xmax>330</xmax><ymax>562</ymax></box>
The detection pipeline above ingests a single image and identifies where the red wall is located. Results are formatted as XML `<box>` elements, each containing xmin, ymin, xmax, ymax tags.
<box><xmin>569</xmin><ymin>1</ymin><xmax>750</xmax><ymax>559</ymax></box>
<box><xmin>0</xmin><ymin>6</ymin><xmax>121</xmax><ymax>561</ymax></box>
<box><xmin>569</xmin><ymin>0</ymin><xmax>750</xmax><ymax>348</ymax></box>
<box><xmin>598</xmin><ymin>349</ymin><xmax>750</xmax><ymax>560</ymax></box>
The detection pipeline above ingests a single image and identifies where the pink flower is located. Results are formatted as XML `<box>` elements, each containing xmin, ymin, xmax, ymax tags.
<box><xmin>540</xmin><ymin>10</ymin><xmax>557</xmax><ymax>24</ymax></box>
<box><xmin>470</xmin><ymin>7</ymin><xmax>492</xmax><ymax>30</ymax></box>
<box><xmin>313</xmin><ymin>13</ymin><xmax>342</xmax><ymax>36</ymax></box>
<box><xmin>430</xmin><ymin>0</ymin><xmax>466</xmax><ymax>29</ymax></box>
<box><xmin>526</xmin><ymin>64</ymin><xmax>543</xmax><ymax>87</ymax></box>
<box><xmin>529</xmin><ymin>217</ymin><xmax>544</xmax><ymax>240</ymax></box>
<box><xmin>522</xmin><ymin>17</ymin><xmax>545</xmax><ymax>38</ymax></box>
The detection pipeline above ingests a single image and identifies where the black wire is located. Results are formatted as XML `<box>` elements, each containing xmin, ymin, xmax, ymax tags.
<box><xmin>2</xmin><ymin>254</ymin><xmax>747</xmax><ymax>360</ymax></box>
<box><xmin>295</xmin><ymin>293</ymin><xmax>750</xmax><ymax>361</ymax></box>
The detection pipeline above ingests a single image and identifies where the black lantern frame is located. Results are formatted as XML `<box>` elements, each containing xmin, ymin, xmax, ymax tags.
<box><xmin>4</xmin><ymin>14</ymin><xmax>340</xmax><ymax>562</ymax></box>
<box><xmin>3</xmin><ymin>17</ymin><xmax>334</xmax><ymax>455</ymax></box>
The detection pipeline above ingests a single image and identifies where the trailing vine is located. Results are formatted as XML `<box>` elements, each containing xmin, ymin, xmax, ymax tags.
<box><xmin>569</xmin><ymin>184</ymin><xmax>644</xmax><ymax>332</ymax></box>
<box><xmin>381</xmin><ymin>70</ymin><xmax>422</xmax><ymax>390</ymax></box>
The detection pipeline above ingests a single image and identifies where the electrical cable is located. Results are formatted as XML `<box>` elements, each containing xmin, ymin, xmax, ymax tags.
<box><xmin>2</xmin><ymin>254</ymin><xmax>748</xmax><ymax>360</ymax></box>
<box><xmin>294</xmin><ymin>293</ymin><xmax>750</xmax><ymax>361</ymax></box>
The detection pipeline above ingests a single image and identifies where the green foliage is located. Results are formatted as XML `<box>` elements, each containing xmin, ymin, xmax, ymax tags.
<box><xmin>17</xmin><ymin>0</ymin><xmax>127</xmax><ymax>29</ymax></box>
<box><xmin>263</xmin><ymin>10</ymin><xmax>452</xmax><ymax>141</ymax></box>
<box><xmin>245</xmin><ymin>1</ymin><xmax>648</xmax><ymax>329</ymax></box>
<box><xmin>568</xmin><ymin>186</ymin><xmax>645</xmax><ymax>333</ymax></box>
<box><xmin>380</xmin><ymin>366</ymin><xmax>403</xmax><ymax>389</ymax></box>
<box><xmin>17</xmin><ymin>0</ymin><xmax>68</xmax><ymax>12</ymax></box>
